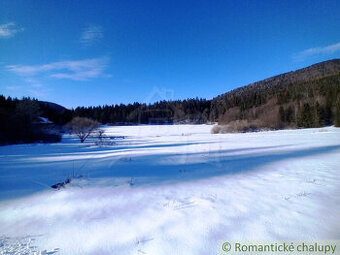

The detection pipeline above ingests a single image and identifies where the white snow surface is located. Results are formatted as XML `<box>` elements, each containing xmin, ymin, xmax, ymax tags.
<box><xmin>0</xmin><ymin>124</ymin><xmax>340</xmax><ymax>254</ymax></box>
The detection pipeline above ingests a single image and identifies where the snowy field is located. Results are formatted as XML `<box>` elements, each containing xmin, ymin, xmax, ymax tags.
<box><xmin>0</xmin><ymin>125</ymin><xmax>340</xmax><ymax>254</ymax></box>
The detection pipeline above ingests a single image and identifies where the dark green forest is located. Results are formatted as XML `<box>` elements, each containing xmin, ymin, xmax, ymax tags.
<box><xmin>72</xmin><ymin>98</ymin><xmax>211</xmax><ymax>124</ymax></box>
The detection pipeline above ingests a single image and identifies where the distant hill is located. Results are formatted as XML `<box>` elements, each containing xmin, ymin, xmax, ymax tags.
<box><xmin>37</xmin><ymin>100</ymin><xmax>72</xmax><ymax>125</ymax></box>
<box><xmin>39</xmin><ymin>101</ymin><xmax>68</xmax><ymax>113</ymax></box>
<box><xmin>214</xmin><ymin>59</ymin><xmax>340</xmax><ymax>103</ymax></box>
<box><xmin>0</xmin><ymin>96</ymin><xmax>67</xmax><ymax>145</ymax></box>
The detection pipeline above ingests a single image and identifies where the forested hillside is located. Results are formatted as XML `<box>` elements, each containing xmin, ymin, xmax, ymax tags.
<box><xmin>211</xmin><ymin>59</ymin><xmax>340</xmax><ymax>132</ymax></box>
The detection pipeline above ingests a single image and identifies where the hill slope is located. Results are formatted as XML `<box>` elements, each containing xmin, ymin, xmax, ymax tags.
<box><xmin>215</xmin><ymin>59</ymin><xmax>340</xmax><ymax>102</ymax></box>
<box><xmin>211</xmin><ymin>59</ymin><xmax>340</xmax><ymax>131</ymax></box>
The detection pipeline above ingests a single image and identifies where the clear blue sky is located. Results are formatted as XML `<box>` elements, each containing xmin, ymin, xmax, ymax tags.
<box><xmin>1</xmin><ymin>0</ymin><xmax>340</xmax><ymax>108</ymax></box>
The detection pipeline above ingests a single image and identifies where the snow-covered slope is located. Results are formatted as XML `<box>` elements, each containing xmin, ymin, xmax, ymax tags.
<box><xmin>0</xmin><ymin>125</ymin><xmax>339</xmax><ymax>254</ymax></box>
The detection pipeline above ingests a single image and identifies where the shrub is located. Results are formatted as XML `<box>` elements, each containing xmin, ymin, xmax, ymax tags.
<box><xmin>66</xmin><ymin>117</ymin><xmax>100</xmax><ymax>143</ymax></box>
<box><xmin>212</xmin><ymin>119</ymin><xmax>271</xmax><ymax>134</ymax></box>
<box><xmin>211</xmin><ymin>125</ymin><xmax>221</xmax><ymax>134</ymax></box>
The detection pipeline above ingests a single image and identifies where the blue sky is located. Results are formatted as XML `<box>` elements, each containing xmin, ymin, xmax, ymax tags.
<box><xmin>0</xmin><ymin>0</ymin><xmax>339</xmax><ymax>108</ymax></box>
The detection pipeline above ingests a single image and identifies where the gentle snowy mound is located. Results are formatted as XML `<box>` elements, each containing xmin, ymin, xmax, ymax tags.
<box><xmin>0</xmin><ymin>125</ymin><xmax>339</xmax><ymax>254</ymax></box>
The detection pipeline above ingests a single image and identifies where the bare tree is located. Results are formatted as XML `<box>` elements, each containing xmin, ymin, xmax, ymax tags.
<box><xmin>66</xmin><ymin>117</ymin><xmax>100</xmax><ymax>143</ymax></box>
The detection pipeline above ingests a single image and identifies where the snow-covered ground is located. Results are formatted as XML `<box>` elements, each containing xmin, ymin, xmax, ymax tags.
<box><xmin>0</xmin><ymin>125</ymin><xmax>339</xmax><ymax>254</ymax></box>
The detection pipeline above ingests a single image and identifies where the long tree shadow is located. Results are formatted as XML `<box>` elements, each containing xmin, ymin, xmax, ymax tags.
<box><xmin>0</xmin><ymin>144</ymin><xmax>339</xmax><ymax>200</ymax></box>
<box><xmin>103</xmin><ymin>144</ymin><xmax>340</xmax><ymax>185</ymax></box>
<box><xmin>0</xmin><ymin>141</ymin><xmax>214</xmax><ymax>159</ymax></box>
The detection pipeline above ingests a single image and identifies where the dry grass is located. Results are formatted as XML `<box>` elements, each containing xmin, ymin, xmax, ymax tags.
<box><xmin>212</xmin><ymin>120</ymin><xmax>260</xmax><ymax>134</ymax></box>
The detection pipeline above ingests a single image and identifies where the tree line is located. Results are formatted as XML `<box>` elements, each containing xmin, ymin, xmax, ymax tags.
<box><xmin>72</xmin><ymin>98</ymin><xmax>212</xmax><ymax>125</ymax></box>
